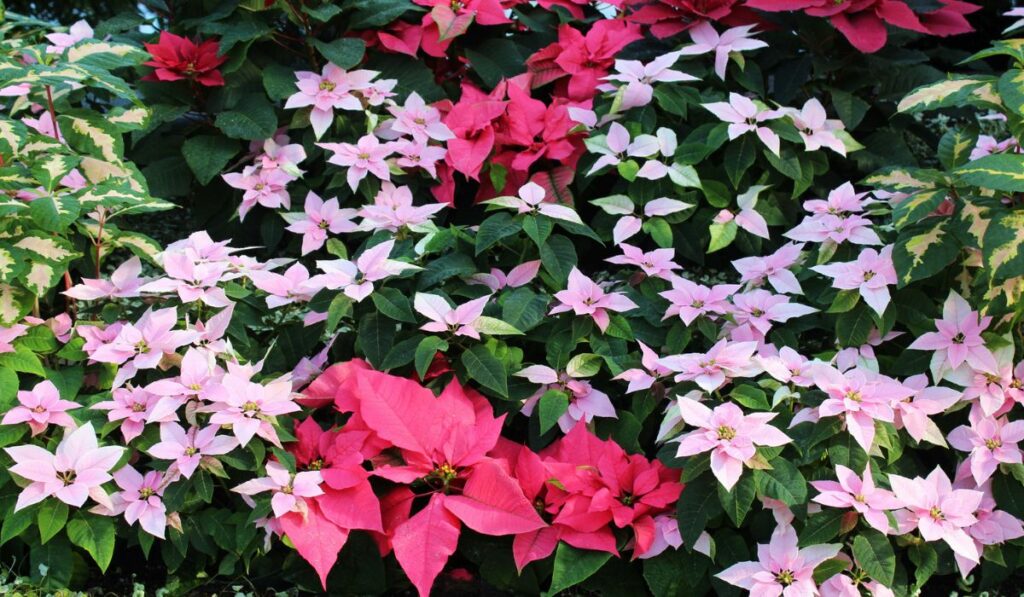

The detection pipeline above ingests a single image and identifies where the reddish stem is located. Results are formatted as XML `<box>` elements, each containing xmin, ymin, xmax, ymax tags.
<box><xmin>44</xmin><ymin>85</ymin><xmax>60</xmax><ymax>142</ymax></box>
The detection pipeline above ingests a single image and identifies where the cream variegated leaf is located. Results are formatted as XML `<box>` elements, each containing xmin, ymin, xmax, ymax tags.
<box><xmin>0</xmin><ymin>283</ymin><xmax>31</xmax><ymax>325</ymax></box>
<box><xmin>107</xmin><ymin>106</ymin><xmax>151</xmax><ymax>131</ymax></box>
<box><xmin>983</xmin><ymin>211</ymin><xmax>1024</xmax><ymax>280</ymax></box>
<box><xmin>0</xmin><ymin>118</ymin><xmax>27</xmax><ymax>156</ymax></box>
<box><xmin>892</xmin><ymin>222</ymin><xmax>960</xmax><ymax>287</ymax></box>
<box><xmin>58</xmin><ymin>113</ymin><xmax>123</xmax><ymax>163</ymax></box>
<box><xmin>13</xmin><ymin>235</ymin><xmax>76</xmax><ymax>262</ymax></box>
<box><xmin>897</xmin><ymin>78</ymin><xmax>989</xmax><ymax>114</ymax></box>
<box><xmin>21</xmin><ymin>261</ymin><xmax>58</xmax><ymax>295</ymax></box>
<box><xmin>67</xmin><ymin>41</ymin><xmax>148</xmax><ymax>68</ymax></box>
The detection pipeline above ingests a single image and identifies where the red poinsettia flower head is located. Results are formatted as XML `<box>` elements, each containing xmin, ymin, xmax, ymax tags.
<box><xmin>143</xmin><ymin>31</ymin><xmax>228</xmax><ymax>87</ymax></box>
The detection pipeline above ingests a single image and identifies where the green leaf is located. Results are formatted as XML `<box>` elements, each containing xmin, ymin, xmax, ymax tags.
<box><xmin>897</xmin><ymin>77</ymin><xmax>989</xmax><ymax>114</ymax></box>
<box><xmin>643</xmin><ymin>547</ymin><xmax>708</xmax><ymax>597</ymax></box>
<box><xmin>475</xmin><ymin>212</ymin><xmax>522</xmax><ymax>255</ymax></box>
<box><xmin>891</xmin><ymin>189</ymin><xmax>946</xmax><ymax>230</ymax></box>
<box><xmin>546</xmin><ymin>543</ymin><xmax>613</xmax><ymax>596</ymax></box>
<box><xmin>501</xmin><ymin>288</ymin><xmax>548</xmax><ymax>332</ymax></box>
<box><xmin>38</xmin><ymin>500</ymin><xmax>69</xmax><ymax>544</ymax></box>
<box><xmin>1</xmin><ymin>503</ymin><xmax>35</xmax><ymax>546</ymax></box>
<box><xmin>461</xmin><ymin>345</ymin><xmax>508</xmax><ymax>397</ymax></box>
<box><xmin>540</xmin><ymin>234</ymin><xmax>577</xmax><ymax>284</ymax></box>
<box><xmin>708</xmin><ymin>220</ymin><xmax>737</xmax><ymax>253</ymax></box>
<box><xmin>215</xmin><ymin>96</ymin><xmax>278</xmax><ymax>140</ymax></box>
<box><xmin>0</xmin><ymin>346</ymin><xmax>46</xmax><ymax>376</ymax></box>
<box><xmin>357</xmin><ymin>313</ymin><xmax>396</xmax><ymax>368</ymax></box>
<box><xmin>312</xmin><ymin>38</ymin><xmax>366</xmax><ymax>69</ymax></box>
<box><xmin>729</xmin><ymin>385</ymin><xmax>769</xmax><ymax>411</ymax></box>
<box><xmin>908</xmin><ymin>543</ymin><xmax>938</xmax><ymax>591</ymax></box>
<box><xmin>349</xmin><ymin>0</ymin><xmax>420</xmax><ymax>29</ymax></box>
<box><xmin>799</xmin><ymin>509</ymin><xmax>844</xmax><ymax>547</ymax></box>
<box><xmin>538</xmin><ymin>390</ymin><xmax>569</xmax><ymax>434</ymax></box>
<box><xmin>826</xmin><ymin>289</ymin><xmax>861</xmax><ymax>314</ymax></box>
<box><xmin>182</xmin><ymin>135</ymin><xmax>239</xmax><ymax>185</ymax></box>
<box><xmin>998</xmin><ymin>69</ymin><xmax>1024</xmax><ymax>117</ymax></box>
<box><xmin>835</xmin><ymin>305</ymin><xmax>873</xmax><ymax>347</ymax></box>
<box><xmin>937</xmin><ymin>126</ymin><xmax>978</xmax><ymax>170</ymax></box>
<box><xmin>30</xmin><ymin>535</ymin><xmax>73</xmax><ymax>588</ymax></box>
<box><xmin>754</xmin><ymin>459</ymin><xmax>807</xmax><ymax>506</ymax></box>
<box><xmin>983</xmin><ymin>210</ymin><xmax>1024</xmax><ymax>280</ymax></box>
<box><xmin>57</xmin><ymin>112</ymin><xmax>123</xmax><ymax>164</ymax></box>
<box><xmin>723</xmin><ymin>136</ymin><xmax>756</xmax><ymax>189</ymax></box>
<box><xmin>0</xmin><ymin>366</ymin><xmax>17</xmax><ymax>410</ymax></box>
<box><xmin>852</xmin><ymin>530</ymin><xmax>895</xmax><ymax>586</ymax></box>
<box><xmin>718</xmin><ymin>473</ymin><xmax>755</xmax><ymax>526</ymax></box>
<box><xmin>371</xmin><ymin>287</ymin><xmax>417</xmax><ymax>323</ymax></box>
<box><xmin>893</xmin><ymin>221</ymin><xmax>959</xmax><ymax>286</ymax></box>
<box><xmin>263</xmin><ymin>62</ymin><xmax>298</xmax><ymax>101</ymax></box>
<box><xmin>66</xmin><ymin>514</ymin><xmax>116</xmax><ymax>572</ymax></box>
<box><xmin>676</xmin><ymin>475</ymin><xmax>721</xmax><ymax>547</ymax></box>
<box><xmin>473</xmin><ymin>316</ymin><xmax>523</xmax><ymax>336</ymax></box>
<box><xmin>956</xmin><ymin>153</ymin><xmax>1024</xmax><ymax>192</ymax></box>
<box><xmin>812</xmin><ymin>558</ymin><xmax>849</xmax><ymax>585</ymax></box>
<box><xmin>414</xmin><ymin>336</ymin><xmax>448</xmax><ymax>380</ymax></box>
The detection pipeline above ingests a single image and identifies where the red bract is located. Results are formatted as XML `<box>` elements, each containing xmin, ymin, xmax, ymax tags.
<box><xmin>526</xmin><ymin>20</ymin><xmax>643</xmax><ymax>101</ymax></box>
<box><xmin>414</xmin><ymin>0</ymin><xmax>512</xmax><ymax>57</ymax></box>
<box><xmin>307</xmin><ymin>362</ymin><xmax>545</xmax><ymax>597</ymax></box>
<box><xmin>280</xmin><ymin>417</ymin><xmax>383</xmax><ymax>588</ymax></box>
<box><xmin>142</xmin><ymin>32</ymin><xmax>227</xmax><ymax>87</ymax></box>
<box><xmin>444</xmin><ymin>82</ymin><xmax>509</xmax><ymax>181</ymax></box>
<box><xmin>745</xmin><ymin>0</ymin><xmax>979</xmax><ymax>53</ymax></box>
<box><xmin>623</xmin><ymin>0</ymin><xmax>761</xmax><ymax>38</ymax></box>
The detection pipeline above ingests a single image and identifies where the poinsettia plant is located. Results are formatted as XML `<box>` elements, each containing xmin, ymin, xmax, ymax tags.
<box><xmin>3</xmin><ymin>1</ymin><xmax>1024</xmax><ymax>595</ymax></box>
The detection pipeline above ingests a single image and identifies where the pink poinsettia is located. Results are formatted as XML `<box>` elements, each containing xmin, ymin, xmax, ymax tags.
<box><xmin>948</xmin><ymin>412</ymin><xmax>1024</xmax><ymax>485</ymax></box>
<box><xmin>141</xmin><ymin>251</ymin><xmax>231</xmax><ymax>307</ymax></box>
<box><xmin>813</xmin><ymin>366</ymin><xmax>910</xmax><ymax>452</ymax></box>
<box><xmin>614</xmin><ymin>341</ymin><xmax>673</xmax><ymax>394</ymax></box>
<box><xmin>893</xmin><ymin>373</ymin><xmax>961</xmax><ymax>446</ymax></box>
<box><xmin>2</xmin><ymin>380</ymin><xmax>80</xmax><ymax>436</ymax></box>
<box><xmin>414</xmin><ymin>293</ymin><xmax>490</xmax><ymax>339</ymax></box>
<box><xmin>145</xmin><ymin>348</ymin><xmax>223</xmax><ymax>404</ymax></box>
<box><xmin>678</xmin><ymin>22</ymin><xmax>767</xmax><ymax>79</ymax></box>
<box><xmin>359</xmin><ymin>182</ymin><xmax>447</xmax><ymax>232</ymax></box>
<box><xmin>601</xmin><ymin>51</ymin><xmax>698</xmax><ymax>111</ymax></box>
<box><xmin>314</xmin><ymin>239</ymin><xmax>419</xmax><ymax>302</ymax></box>
<box><xmin>222</xmin><ymin>165</ymin><xmax>293</xmax><ymax>221</ymax></box>
<box><xmin>319</xmin><ymin>134</ymin><xmax>394</xmax><ymax>191</ymax></box>
<box><xmin>517</xmin><ymin>364</ymin><xmax>617</xmax><ymax>432</ymax></box>
<box><xmin>206</xmin><ymin>371</ymin><xmax>301</xmax><ymax>447</ymax></box>
<box><xmin>703</xmin><ymin>93</ymin><xmax>783</xmax><ymax>154</ymax></box>
<box><xmin>64</xmin><ymin>257</ymin><xmax>146</xmax><ymax>301</ymax></box>
<box><xmin>550</xmin><ymin>267</ymin><xmax>638</xmax><ymax>332</ymax></box>
<box><xmin>466</xmin><ymin>261</ymin><xmax>541</xmax><ymax>292</ymax></box>
<box><xmin>717</xmin><ymin>524</ymin><xmax>841</xmax><ymax>593</ymax></box>
<box><xmin>92</xmin><ymin>386</ymin><xmax>176</xmax><ymax>443</ymax></box>
<box><xmin>0</xmin><ymin>324</ymin><xmax>27</xmax><ymax>354</ymax></box>
<box><xmin>148</xmin><ymin>423</ymin><xmax>238</xmax><ymax>479</ymax></box>
<box><xmin>285</xmin><ymin>191</ymin><xmax>359</xmax><ymax>255</ymax></box>
<box><xmin>250</xmin><ymin>263</ymin><xmax>323</xmax><ymax>309</ymax></box>
<box><xmin>384</xmin><ymin>91</ymin><xmax>454</xmax><ymax>143</ymax></box>
<box><xmin>732</xmin><ymin>242</ymin><xmax>805</xmax><ymax>295</ymax></box>
<box><xmin>111</xmin><ymin>466</ymin><xmax>169</xmax><ymax>538</ymax></box>
<box><xmin>5</xmin><ymin>422</ymin><xmax>122</xmax><ymax>510</ymax></box>
<box><xmin>757</xmin><ymin>345</ymin><xmax>817</xmax><ymax>387</ymax></box>
<box><xmin>673</xmin><ymin>395</ymin><xmax>791</xmax><ymax>489</ymax></box>
<box><xmin>811</xmin><ymin>464</ymin><xmax>903</xmax><ymax>534</ymax></box>
<box><xmin>660</xmin><ymin>277</ymin><xmax>739</xmax><ymax>325</ymax></box>
<box><xmin>888</xmin><ymin>466</ymin><xmax>984</xmax><ymax>567</ymax></box>
<box><xmin>285</xmin><ymin>64</ymin><xmax>378</xmax><ymax>138</ymax></box>
<box><xmin>908</xmin><ymin>290</ymin><xmax>999</xmax><ymax>380</ymax></box>
<box><xmin>952</xmin><ymin>462</ymin><xmax>1024</xmax><ymax>577</ymax></box>
<box><xmin>234</xmin><ymin>460</ymin><xmax>324</xmax><ymax>518</ymax></box>
<box><xmin>483</xmin><ymin>182</ymin><xmax>583</xmax><ymax>225</ymax></box>
<box><xmin>591</xmin><ymin>194</ymin><xmax>692</xmax><ymax>246</ymax></box>
<box><xmin>659</xmin><ymin>339</ymin><xmax>762</xmax><ymax>392</ymax></box>
<box><xmin>605</xmin><ymin>243</ymin><xmax>680</xmax><ymax>280</ymax></box>
<box><xmin>729</xmin><ymin>289</ymin><xmax>818</xmax><ymax>340</ymax></box>
<box><xmin>90</xmin><ymin>307</ymin><xmax>197</xmax><ymax>387</ymax></box>
<box><xmin>812</xmin><ymin>245</ymin><xmax>897</xmax><ymax>316</ymax></box>
<box><xmin>786</xmin><ymin>98</ymin><xmax>847</xmax><ymax>155</ymax></box>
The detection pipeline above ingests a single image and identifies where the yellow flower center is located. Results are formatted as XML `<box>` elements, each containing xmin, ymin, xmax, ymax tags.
<box><xmin>717</xmin><ymin>425</ymin><xmax>736</xmax><ymax>441</ymax></box>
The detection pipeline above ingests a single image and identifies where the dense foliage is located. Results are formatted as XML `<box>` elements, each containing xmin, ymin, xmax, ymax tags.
<box><xmin>2</xmin><ymin>0</ymin><xmax>1024</xmax><ymax>595</ymax></box>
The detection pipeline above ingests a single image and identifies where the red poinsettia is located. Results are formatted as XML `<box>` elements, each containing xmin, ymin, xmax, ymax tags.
<box><xmin>526</xmin><ymin>20</ymin><xmax>643</xmax><ymax>102</ymax></box>
<box><xmin>143</xmin><ymin>31</ymin><xmax>228</xmax><ymax>87</ymax></box>
<box><xmin>308</xmin><ymin>362</ymin><xmax>546</xmax><ymax>597</ymax></box>
<box><xmin>745</xmin><ymin>0</ymin><xmax>979</xmax><ymax>53</ymax></box>
<box><xmin>623</xmin><ymin>0</ymin><xmax>762</xmax><ymax>39</ymax></box>
<box><xmin>278</xmin><ymin>417</ymin><xmax>383</xmax><ymax>587</ymax></box>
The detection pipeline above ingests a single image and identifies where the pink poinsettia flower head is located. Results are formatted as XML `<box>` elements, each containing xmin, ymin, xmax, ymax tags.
<box><xmin>814</xmin><ymin>366</ymin><xmax>909</xmax><ymax>452</ymax></box>
<box><xmin>148</xmin><ymin>423</ymin><xmax>238</xmax><ymax>479</ymax></box>
<box><xmin>313</xmin><ymin>239</ymin><xmax>419</xmax><ymax>302</ymax></box>
<box><xmin>659</xmin><ymin>339</ymin><xmax>762</xmax><ymax>393</ymax></box>
<box><xmin>484</xmin><ymin>182</ymin><xmax>583</xmax><ymax>225</ymax></box>
<box><xmin>234</xmin><ymin>460</ymin><xmax>324</xmax><ymax>519</ymax></box>
<box><xmin>717</xmin><ymin>523</ymin><xmax>840</xmax><ymax>594</ymax></box>
<box><xmin>732</xmin><ymin>242</ymin><xmax>805</xmax><ymax>295</ymax></box>
<box><xmin>660</xmin><ymin>278</ymin><xmax>739</xmax><ymax>325</ymax></box>
<box><xmin>678</xmin><ymin>22</ymin><xmax>767</xmax><ymax>80</ymax></box>
<box><xmin>787</xmin><ymin>98</ymin><xmax>847</xmax><ymax>155</ymax></box>
<box><xmin>5</xmin><ymin>422</ymin><xmax>123</xmax><ymax>510</ymax></box>
<box><xmin>0</xmin><ymin>324</ymin><xmax>28</xmax><ymax>354</ymax></box>
<box><xmin>466</xmin><ymin>260</ymin><xmax>541</xmax><ymax>292</ymax></box>
<box><xmin>140</xmin><ymin>252</ymin><xmax>231</xmax><ymax>308</ymax></box>
<box><xmin>64</xmin><ymin>256</ymin><xmax>146</xmax><ymax>301</ymax></box>
<box><xmin>258</xmin><ymin>136</ymin><xmax>306</xmax><ymax>176</ymax></box>
<box><xmin>112</xmin><ymin>465</ymin><xmax>168</xmax><ymax>538</ymax></box>
<box><xmin>391</xmin><ymin>138</ymin><xmax>447</xmax><ymax>177</ymax></box>
<box><xmin>222</xmin><ymin>165</ymin><xmax>293</xmax><ymax>221</ymax></box>
<box><xmin>359</xmin><ymin>182</ymin><xmax>446</xmax><ymax>232</ymax></box>
<box><xmin>948</xmin><ymin>412</ymin><xmax>1024</xmax><ymax>485</ymax></box>
<box><xmin>285</xmin><ymin>191</ymin><xmax>359</xmax><ymax>255</ymax></box>
<box><xmin>518</xmin><ymin>364</ymin><xmax>617</xmax><ymax>432</ymax></box>
<box><xmin>614</xmin><ymin>341</ymin><xmax>673</xmax><ymax>394</ymax></box>
<box><xmin>812</xmin><ymin>245</ymin><xmax>897</xmax><ymax>316</ymax></box>
<box><xmin>1</xmin><ymin>380</ymin><xmax>81</xmax><ymax>436</ymax></box>
<box><xmin>908</xmin><ymin>290</ymin><xmax>998</xmax><ymax>381</ymax></box>
<box><xmin>804</xmin><ymin>182</ymin><xmax>869</xmax><ymax>215</ymax></box>
<box><xmin>206</xmin><ymin>373</ymin><xmax>301</xmax><ymax>447</ymax></box>
<box><xmin>893</xmin><ymin>373</ymin><xmax>961</xmax><ymax>446</ymax></box>
<box><xmin>605</xmin><ymin>243</ymin><xmax>680</xmax><ymax>280</ymax></box>
<box><xmin>250</xmin><ymin>263</ymin><xmax>323</xmax><ymax>309</ymax></box>
<box><xmin>89</xmin><ymin>307</ymin><xmax>198</xmax><ymax>387</ymax></box>
<box><xmin>674</xmin><ymin>395</ymin><xmax>791</xmax><ymax>489</ymax></box>
<box><xmin>92</xmin><ymin>385</ymin><xmax>177</xmax><ymax>443</ymax></box>
<box><xmin>285</xmin><ymin>64</ymin><xmax>377</xmax><ymax>138</ymax></box>
<box><xmin>44</xmin><ymin>19</ymin><xmax>93</xmax><ymax>54</ymax></box>
<box><xmin>889</xmin><ymin>466</ymin><xmax>984</xmax><ymax>568</ymax></box>
<box><xmin>729</xmin><ymin>289</ymin><xmax>818</xmax><ymax>340</ymax></box>
<box><xmin>757</xmin><ymin>345</ymin><xmax>816</xmax><ymax>387</ymax></box>
<box><xmin>703</xmin><ymin>93</ymin><xmax>783</xmax><ymax>155</ymax></box>
<box><xmin>549</xmin><ymin>267</ymin><xmax>637</xmax><ymax>332</ymax></box>
<box><xmin>601</xmin><ymin>51</ymin><xmax>698</xmax><ymax>110</ymax></box>
<box><xmin>386</xmin><ymin>91</ymin><xmax>454</xmax><ymax>143</ymax></box>
<box><xmin>811</xmin><ymin>464</ymin><xmax>903</xmax><ymax>534</ymax></box>
<box><xmin>319</xmin><ymin>134</ymin><xmax>394</xmax><ymax>191</ymax></box>
<box><xmin>415</xmin><ymin>293</ymin><xmax>490</xmax><ymax>340</ymax></box>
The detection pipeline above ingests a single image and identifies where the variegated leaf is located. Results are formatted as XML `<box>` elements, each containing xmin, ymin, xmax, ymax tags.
<box><xmin>892</xmin><ymin>222</ymin><xmax>960</xmax><ymax>287</ymax></box>
<box><xmin>892</xmin><ymin>189</ymin><xmax>947</xmax><ymax>230</ymax></box>
<box><xmin>937</xmin><ymin>127</ymin><xmax>978</xmax><ymax>170</ymax></box>
<box><xmin>29</xmin><ymin>154</ymin><xmax>81</xmax><ymax>192</ymax></box>
<box><xmin>998</xmin><ymin>69</ymin><xmax>1024</xmax><ymax>117</ymax></box>
<box><xmin>956</xmin><ymin>154</ymin><xmax>1024</xmax><ymax>193</ymax></box>
<box><xmin>897</xmin><ymin>77</ymin><xmax>990</xmax><ymax>114</ymax></box>
<box><xmin>0</xmin><ymin>118</ymin><xmax>27</xmax><ymax>156</ymax></box>
<box><xmin>863</xmin><ymin>167</ymin><xmax>942</xmax><ymax>193</ymax></box>
<box><xmin>959</xmin><ymin>200</ymin><xmax>992</xmax><ymax>245</ymax></box>
<box><xmin>983</xmin><ymin>211</ymin><xmax>1024</xmax><ymax>280</ymax></box>
<box><xmin>0</xmin><ymin>284</ymin><xmax>31</xmax><ymax>325</ymax></box>
<box><xmin>28</xmin><ymin>194</ymin><xmax>81</xmax><ymax>232</ymax></box>
<box><xmin>0</xmin><ymin>247</ymin><xmax>19</xmax><ymax>281</ymax></box>
<box><xmin>13</xmin><ymin>234</ymin><xmax>77</xmax><ymax>262</ymax></box>
<box><xmin>57</xmin><ymin>112</ymin><xmax>123</xmax><ymax>164</ymax></box>
<box><xmin>20</xmin><ymin>260</ymin><xmax>60</xmax><ymax>295</ymax></box>
<box><xmin>106</xmin><ymin>106</ymin><xmax>151</xmax><ymax>132</ymax></box>
<box><xmin>67</xmin><ymin>41</ymin><xmax>148</xmax><ymax>69</ymax></box>
<box><xmin>113</xmin><ymin>231</ymin><xmax>163</xmax><ymax>263</ymax></box>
